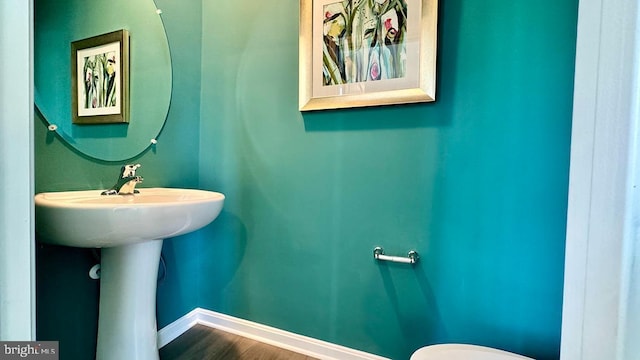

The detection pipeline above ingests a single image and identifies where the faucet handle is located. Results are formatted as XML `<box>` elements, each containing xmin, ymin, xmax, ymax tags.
<box><xmin>102</xmin><ymin>164</ymin><xmax>143</xmax><ymax>195</ymax></box>
<box><xmin>121</xmin><ymin>164</ymin><xmax>141</xmax><ymax>178</ymax></box>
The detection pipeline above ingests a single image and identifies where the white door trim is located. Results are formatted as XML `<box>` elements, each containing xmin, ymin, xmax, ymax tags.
<box><xmin>0</xmin><ymin>0</ymin><xmax>36</xmax><ymax>340</ymax></box>
<box><xmin>561</xmin><ymin>0</ymin><xmax>640</xmax><ymax>358</ymax></box>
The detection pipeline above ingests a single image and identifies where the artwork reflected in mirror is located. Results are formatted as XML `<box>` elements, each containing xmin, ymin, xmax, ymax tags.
<box><xmin>71</xmin><ymin>30</ymin><xmax>130</xmax><ymax>125</ymax></box>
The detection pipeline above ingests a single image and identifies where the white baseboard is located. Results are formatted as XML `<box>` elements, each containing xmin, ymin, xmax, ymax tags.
<box><xmin>156</xmin><ymin>308</ymin><xmax>201</xmax><ymax>348</ymax></box>
<box><xmin>157</xmin><ymin>307</ymin><xmax>390</xmax><ymax>360</ymax></box>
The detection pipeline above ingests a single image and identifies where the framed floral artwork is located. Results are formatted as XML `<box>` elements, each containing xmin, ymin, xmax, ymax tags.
<box><xmin>71</xmin><ymin>29</ymin><xmax>130</xmax><ymax>124</ymax></box>
<box><xmin>299</xmin><ymin>0</ymin><xmax>438</xmax><ymax>111</ymax></box>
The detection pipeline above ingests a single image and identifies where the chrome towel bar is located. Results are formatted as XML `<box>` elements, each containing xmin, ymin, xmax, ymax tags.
<box><xmin>373</xmin><ymin>246</ymin><xmax>419</xmax><ymax>264</ymax></box>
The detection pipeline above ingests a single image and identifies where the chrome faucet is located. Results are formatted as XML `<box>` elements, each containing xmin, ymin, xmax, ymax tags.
<box><xmin>101</xmin><ymin>164</ymin><xmax>143</xmax><ymax>195</ymax></box>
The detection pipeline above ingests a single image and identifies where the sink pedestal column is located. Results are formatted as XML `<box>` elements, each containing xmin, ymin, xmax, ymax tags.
<box><xmin>96</xmin><ymin>240</ymin><xmax>164</xmax><ymax>360</ymax></box>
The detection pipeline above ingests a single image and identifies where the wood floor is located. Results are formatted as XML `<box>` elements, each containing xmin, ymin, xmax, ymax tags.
<box><xmin>159</xmin><ymin>324</ymin><xmax>319</xmax><ymax>360</ymax></box>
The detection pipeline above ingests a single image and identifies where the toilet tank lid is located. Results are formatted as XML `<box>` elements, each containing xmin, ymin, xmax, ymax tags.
<box><xmin>410</xmin><ymin>344</ymin><xmax>533</xmax><ymax>360</ymax></box>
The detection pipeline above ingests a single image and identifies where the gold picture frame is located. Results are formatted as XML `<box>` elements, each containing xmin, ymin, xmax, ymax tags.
<box><xmin>299</xmin><ymin>0</ymin><xmax>438</xmax><ymax>111</ymax></box>
<box><xmin>71</xmin><ymin>29</ymin><xmax>130</xmax><ymax>124</ymax></box>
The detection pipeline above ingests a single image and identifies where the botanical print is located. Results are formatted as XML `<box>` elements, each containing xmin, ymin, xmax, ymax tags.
<box><xmin>322</xmin><ymin>0</ymin><xmax>407</xmax><ymax>85</ymax></box>
<box><xmin>81</xmin><ymin>50</ymin><xmax>118</xmax><ymax>110</ymax></box>
<box><xmin>71</xmin><ymin>30</ymin><xmax>128</xmax><ymax>123</ymax></box>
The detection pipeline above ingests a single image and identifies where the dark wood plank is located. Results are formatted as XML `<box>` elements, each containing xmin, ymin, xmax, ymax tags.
<box><xmin>160</xmin><ymin>324</ymin><xmax>318</xmax><ymax>360</ymax></box>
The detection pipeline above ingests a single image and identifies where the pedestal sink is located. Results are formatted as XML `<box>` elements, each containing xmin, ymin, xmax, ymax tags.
<box><xmin>34</xmin><ymin>188</ymin><xmax>225</xmax><ymax>360</ymax></box>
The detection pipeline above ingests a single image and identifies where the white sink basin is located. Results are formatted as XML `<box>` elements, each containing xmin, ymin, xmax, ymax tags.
<box><xmin>35</xmin><ymin>187</ymin><xmax>224</xmax><ymax>248</ymax></box>
<box><xmin>34</xmin><ymin>187</ymin><xmax>224</xmax><ymax>360</ymax></box>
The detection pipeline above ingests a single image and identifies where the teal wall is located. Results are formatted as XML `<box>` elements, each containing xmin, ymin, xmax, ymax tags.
<box><xmin>196</xmin><ymin>1</ymin><xmax>576</xmax><ymax>359</ymax></box>
<box><xmin>34</xmin><ymin>0</ymin><xmax>577</xmax><ymax>359</ymax></box>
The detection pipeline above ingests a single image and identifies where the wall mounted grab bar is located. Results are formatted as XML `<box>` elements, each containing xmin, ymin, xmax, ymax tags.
<box><xmin>373</xmin><ymin>246</ymin><xmax>419</xmax><ymax>264</ymax></box>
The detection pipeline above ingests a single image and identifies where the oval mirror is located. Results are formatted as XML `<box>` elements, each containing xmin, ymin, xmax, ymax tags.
<box><xmin>34</xmin><ymin>0</ymin><xmax>171</xmax><ymax>161</ymax></box>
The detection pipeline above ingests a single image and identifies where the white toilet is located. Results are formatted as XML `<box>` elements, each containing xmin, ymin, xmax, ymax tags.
<box><xmin>411</xmin><ymin>344</ymin><xmax>534</xmax><ymax>360</ymax></box>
